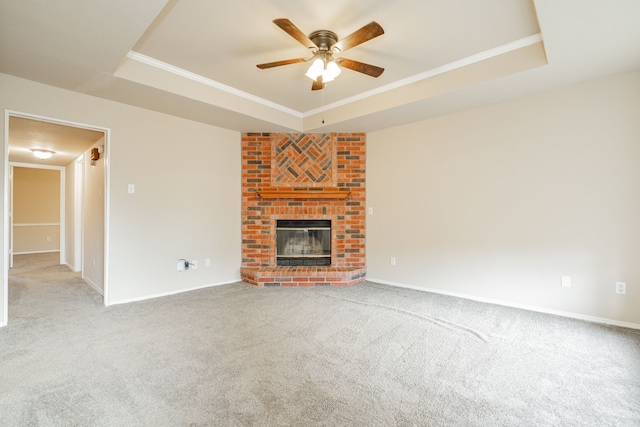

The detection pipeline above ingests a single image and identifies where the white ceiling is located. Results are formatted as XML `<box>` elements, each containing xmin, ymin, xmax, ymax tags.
<box><xmin>8</xmin><ymin>116</ymin><xmax>104</xmax><ymax>167</ymax></box>
<box><xmin>1</xmin><ymin>0</ymin><xmax>639</xmax><ymax>134</ymax></box>
<box><xmin>132</xmin><ymin>0</ymin><xmax>540</xmax><ymax>112</ymax></box>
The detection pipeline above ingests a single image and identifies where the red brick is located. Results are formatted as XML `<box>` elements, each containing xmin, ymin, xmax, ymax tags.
<box><xmin>241</xmin><ymin>133</ymin><xmax>365</xmax><ymax>287</ymax></box>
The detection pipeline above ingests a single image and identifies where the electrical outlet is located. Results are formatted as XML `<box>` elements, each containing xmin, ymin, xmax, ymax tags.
<box><xmin>205</xmin><ymin>258</ymin><xmax>211</xmax><ymax>267</ymax></box>
<box><xmin>46</xmin><ymin>236</ymin><xmax>51</xmax><ymax>242</ymax></box>
<box><xmin>368</xmin><ymin>207</ymin><xmax>374</xmax><ymax>215</ymax></box>
<box><xmin>177</xmin><ymin>261</ymin><xmax>185</xmax><ymax>272</ymax></box>
<box><xmin>616</xmin><ymin>282</ymin><xmax>626</xmax><ymax>295</ymax></box>
<box><xmin>191</xmin><ymin>260</ymin><xmax>198</xmax><ymax>270</ymax></box>
<box><xmin>561</xmin><ymin>276</ymin><xmax>571</xmax><ymax>288</ymax></box>
<box><xmin>390</xmin><ymin>257</ymin><xmax>396</xmax><ymax>266</ymax></box>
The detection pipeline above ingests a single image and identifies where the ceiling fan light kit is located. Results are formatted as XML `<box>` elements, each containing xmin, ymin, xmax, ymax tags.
<box><xmin>257</xmin><ymin>19</ymin><xmax>384</xmax><ymax>90</ymax></box>
<box><xmin>305</xmin><ymin>57</ymin><xmax>341</xmax><ymax>82</ymax></box>
<box><xmin>323</xmin><ymin>60</ymin><xmax>341</xmax><ymax>82</ymax></box>
<box><xmin>305</xmin><ymin>58</ymin><xmax>324</xmax><ymax>80</ymax></box>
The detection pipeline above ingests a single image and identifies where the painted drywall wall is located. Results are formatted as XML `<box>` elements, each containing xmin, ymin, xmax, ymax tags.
<box><xmin>82</xmin><ymin>138</ymin><xmax>104</xmax><ymax>293</ymax></box>
<box><xmin>12</xmin><ymin>167</ymin><xmax>60</xmax><ymax>254</ymax></box>
<box><xmin>65</xmin><ymin>158</ymin><xmax>86</xmax><ymax>272</ymax></box>
<box><xmin>1</xmin><ymin>73</ymin><xmax>241</xmax><ymax>315</ymax></box>
<box><xmin>367</xmin><ymin>71</ymin><xmax>640</xmax><ymax>326</ymax></box>
<box><xmin>12</xmin><ymin>225</ymin><xmax>60</xmax><ymax>254</ymax></box>
<box><xmin>64</xmin><ymin>159</ymin><xmax>76</xmax><ymax>270</ymax></box>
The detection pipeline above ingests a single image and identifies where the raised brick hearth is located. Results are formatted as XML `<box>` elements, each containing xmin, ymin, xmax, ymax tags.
<box><xmin>240</xmin><ymin>132</ymin><xmax>366</xmax><ymax>287</ymax></box>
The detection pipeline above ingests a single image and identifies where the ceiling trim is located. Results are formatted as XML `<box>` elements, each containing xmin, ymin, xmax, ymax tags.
<box><xmin>125</xmin><ymin>33</ymin><xmax>543</xmax><ymax>125</ymax></box>
<box><xmin>304</xmin><ymin>33</ymin><xmax>544</xmax><ymax>117</ymax></box>
<box><xmin>126</xmin><ymin>51</ymin><xmax>303</xmax><ymax>118</ymax></box>
<box><xmin>302</xmin><ymin>41</ymin><xmax>548</xmax><ymax>131</ymax></box>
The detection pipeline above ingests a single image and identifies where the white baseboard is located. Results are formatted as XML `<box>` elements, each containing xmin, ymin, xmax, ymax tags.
<box><xmin>108</xmin><ymin>280</ymin><xmax>239</xmax><ymax>306</ymax></box>
<box><xmin>64</xmin><ymin>262</ymin><xmax>81</xmax><ymax>273</ymax></box>
<box><xmin>83</xmin><ymin>277</ymin><xmax>104</xmax><ymax>296</ymax></box>
<box><xmin>367</xmin><ymin>277</ymin><xmax>640</xmax><ymax>331</ymax></box>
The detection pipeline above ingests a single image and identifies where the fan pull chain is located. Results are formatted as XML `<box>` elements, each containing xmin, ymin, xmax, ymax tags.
<box><xmin>322</xmin><ymin>86</ymin><xmax>325</xmax><ymax>124</ymax></box>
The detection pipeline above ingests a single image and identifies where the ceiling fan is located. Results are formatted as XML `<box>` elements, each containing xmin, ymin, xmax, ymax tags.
<box><xmin>257</xmin><ymin>19</ymin><xmax>385</xmax><ymax>90</ymax></box>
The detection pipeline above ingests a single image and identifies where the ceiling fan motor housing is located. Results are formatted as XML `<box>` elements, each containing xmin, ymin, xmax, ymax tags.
<box><xmin>309</xmin><ymin>30</ymin><xmax>339</xmax><ymax>52</ymax></box>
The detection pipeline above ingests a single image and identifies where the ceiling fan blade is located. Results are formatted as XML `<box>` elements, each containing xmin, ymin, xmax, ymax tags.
<box><xmin>256</xmin><ymin>58</ymin><xmax>306</xmax><ymax>69</ymax></box>
<box><xmin>333</xmin><ymin>21</ymin><xmax>384</xmax><ymax>53</ymax></box>
<box><xmin>273</xmin><ymin>18</ymin><xmax>316</xmax><ymax>49</ymax></box>
<box><xmin>338</xmin><ymin>58</ymin><xmax>384</xmax><ymax>78</ymax></box>
<box><xmin>311</xmin><ymin>76</ymin><xmax>325</xmax><ymax>91</ymax></box>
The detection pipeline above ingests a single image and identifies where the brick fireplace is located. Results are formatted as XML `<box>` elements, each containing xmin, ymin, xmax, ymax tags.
<box><xmin>240</xmin><ymin>132</ymin><xmax>366</xmax><ymax>287</ymax></box>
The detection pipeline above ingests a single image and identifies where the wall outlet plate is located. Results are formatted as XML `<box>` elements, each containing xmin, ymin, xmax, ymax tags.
<box><xmin>561</xmin><ymin>276</ymin><xmax>571</xmax><ymax>288</ymax></box>
<box><xmin>616</xmin><ymin>282</ymin><xmax>626</xmax><ymax>294</ymax></box>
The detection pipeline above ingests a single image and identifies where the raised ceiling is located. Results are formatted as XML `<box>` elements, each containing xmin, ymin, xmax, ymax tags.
<box><xmin>1</xmin><ymin>0</ymin><xmax>639</xmax><ymax>133</ymax></box>
<box><xmin>130</xmin><ymin>0</ymin><xmax>541</xmax><ymax>112</ymax></box>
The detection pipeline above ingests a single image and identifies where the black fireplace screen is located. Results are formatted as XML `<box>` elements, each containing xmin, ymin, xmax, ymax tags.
<box><xmin>276</xmin><ymin>220</ymin><xmax>331</xmax><ymax>266</ymax></box>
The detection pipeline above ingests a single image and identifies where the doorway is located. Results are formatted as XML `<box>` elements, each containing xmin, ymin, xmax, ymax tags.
<box><xmin>3</xmin><ymin>111</ymin><xmax>110</xmax><ymax>324</ymax></box>
<box><xmin>9</xmin><ymin>164</ymin><xmax>64</xmax><ymax>268</ymax></box>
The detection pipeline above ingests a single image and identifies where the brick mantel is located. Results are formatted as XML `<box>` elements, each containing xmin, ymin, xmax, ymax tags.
<box><xmin>240</xmin><ymin>132</ymin><xmax>366</xmax><ymax>287</ymax></box>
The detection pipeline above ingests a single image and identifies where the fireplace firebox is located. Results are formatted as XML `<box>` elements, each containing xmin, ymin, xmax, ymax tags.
<box><xmin>276</xmin><ymin>220</ymin><xmax>331</xmax><ymax>266</ymax></box>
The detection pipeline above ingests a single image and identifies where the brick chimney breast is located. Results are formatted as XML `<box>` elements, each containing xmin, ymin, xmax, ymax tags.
<box><xmin>240</xmin><ymin>133</ymin><xmax>366</xmax><ymax>287</ymax></box>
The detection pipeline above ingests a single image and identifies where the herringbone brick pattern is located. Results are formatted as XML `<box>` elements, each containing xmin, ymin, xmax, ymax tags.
<box><xmin>272</xmin><ymin>133</ymin><xmax>335</xmax><ymax>187</ymax></box>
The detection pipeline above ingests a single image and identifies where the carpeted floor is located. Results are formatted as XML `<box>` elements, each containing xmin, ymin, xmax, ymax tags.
<box><xmin>1</xmin><ymin>253</ymin><xmax>639</xmax><ymax>426</ymax></box>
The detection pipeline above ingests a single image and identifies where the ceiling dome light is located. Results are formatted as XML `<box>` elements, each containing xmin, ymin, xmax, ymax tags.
<box><xmin>32</xmin><ymin>149</ymin><xmax>55</xmax><ymax>160</ymax></box>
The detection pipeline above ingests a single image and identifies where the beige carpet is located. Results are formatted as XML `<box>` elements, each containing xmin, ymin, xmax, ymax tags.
<box><xmin>1</xmin><ymin>253</ymin><xmax>639</xmax><ymax>426</ymax></box>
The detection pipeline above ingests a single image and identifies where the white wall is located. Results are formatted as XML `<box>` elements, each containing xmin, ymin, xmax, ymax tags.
<box><xmin>367</xmin><ymin>71</ymin><xmax>640</xmax><ymax>326</ymax></box>
<box><xmin>1</xmin><ymin>73</ymin><xmax>241</xmax><ymax>319</ymax></box>
<box><xmin>3</xmin><ymin>70</ymin><xmax>638</xmax><ymax>327</ymax></box>
<box><xmin>82</xmin><ymin>138</ymin><xmax>105</xmax><ymax>293</ymax></box>
<box><xmin>64</xmin><ymin>158</ymin><xmax>77</xmax><ymax>270</ymax></box>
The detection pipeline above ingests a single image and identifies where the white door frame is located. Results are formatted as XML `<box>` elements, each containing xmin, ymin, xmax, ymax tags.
<box><xmin>3</xmin><ymin>110</ymin><xmax>111</xmax><ymax>327</ymax></box>
<box><xmin>8</xmin><ymin>166</ymin><xmax>12</xmax><ymax>269</ymax></box>
<box><xmin>74</xmin><ymin>157</ymin><xmax>84</xmax><ymax>273</ymax></box>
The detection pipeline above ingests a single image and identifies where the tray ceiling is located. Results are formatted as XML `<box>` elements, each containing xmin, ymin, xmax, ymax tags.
<box><xmin>1</xmin><ymin>0</ymin><xmax>639</xmax><ymax>133</ymax></box>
